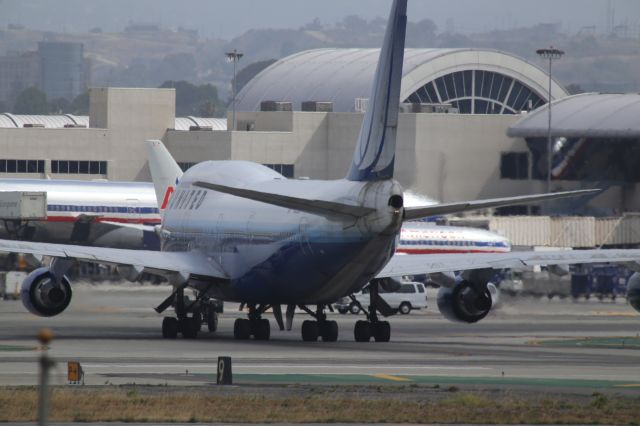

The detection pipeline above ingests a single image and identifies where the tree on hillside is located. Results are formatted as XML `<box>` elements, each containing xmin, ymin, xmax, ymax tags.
<box><xmin>69</xmin><ymin>91</ymin><xmax>90</xmax><ymax>115</ymax></box>
<box><xmin>13</xmin><ymin>87</ymin><xmax>48</xmax><ymax>114</ymax></box>
<box><xmin>49</xmin><ymin>97</ymin><xmax>70</xmax><ymax>114</ymax></box>
<box><xmin>159</xmin><ymin>80</ymin><xmax>225</xmax><ymax>117</ymax></box>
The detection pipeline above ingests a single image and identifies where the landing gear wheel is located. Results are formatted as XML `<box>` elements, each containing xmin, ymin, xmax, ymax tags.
<box><xmin>398</xmin><ymin>302</ymin><xmax>411</xmax><ymax>315</ymax></box>
<box><xmin>349</xmin><ymin>302</ymin><xmax>361</xmax><ymax>315</ymax></box>
<box><xmin>207</xmin><ymin>311</ymin><xmax>218</xmax><ymax>332</ymax></box>
<box><xmin>337</xmin><ymin>307</ymin><xmax>348</xmax><ymax>315</ymax></box>
<box><xmin>354</xmin><ymin>320</ymin><xmax>371</xmax><ymax>342</ymax></box>
<box><xmin>301</xmin><ymin>320</ymin><xmax>319</xmax><ymax>341</ymax></box>
<box><xmin>162</xmin><ymin>317</ymin><xmax>178</xmax><ymax>339</ymax></box>
<box><xmin>253</xmin><ymin>318</ymin><xmax>271</xmax><ymax>341</ymax></box>
<box><xmin>234</xmin><ymin>318</ymin><xmax>251</xmax><ymax>340</ymax></box>
<box><xmin>320</xmin><ymin>320</ymin><xmax>338</xmax><ymax>342</ymax></box>
<box><xmin>372</xmin><ymin>321</ymin><xmax>391</xmax><ymax>342</ymax></box>
<box><xmin>192</xmin><ymin>312</ymin><xmax>203</xmax><ymax>332</ymax></box>
<box><xmin>180</xmin><ymin>317</ymin><xmax>199</xmax><ymax>339</ymax></box>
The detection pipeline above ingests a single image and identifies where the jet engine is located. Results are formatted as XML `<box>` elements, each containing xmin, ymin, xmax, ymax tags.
<box><xmin>437</xmin><ymin>281</ymin><xmax>495</xmax><ymax>323</ymax></box>
<box><xmin>21</xmin><ymin>267</ymin><xmax>72</xmax><ymax>317</ymax></box>
<box><xmin>626</xmin><ymin>273</ymin><xmax>640</xmax><ymax>313</ymax></box>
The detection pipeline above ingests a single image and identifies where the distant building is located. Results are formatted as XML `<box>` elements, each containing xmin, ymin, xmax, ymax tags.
<box><xmin>38</xmin><ymin>42</ymin><xmax>87</xmax><ymax>101</ymax></box>
<box><xmin>0</xmin><ymin>42</ymin><xmax>88</xmax><ymax>108</ymax></box>
<box><xmin>0</xmin><ymin>52</ymin><xmax>40</xmax><ymax>107</ymax></box>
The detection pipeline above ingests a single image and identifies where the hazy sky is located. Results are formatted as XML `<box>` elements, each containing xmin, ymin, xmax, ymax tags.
<box><xmin>2</xmin><ymin>0</ymin><xmax>638</xmax><ymax>38</ymax></box>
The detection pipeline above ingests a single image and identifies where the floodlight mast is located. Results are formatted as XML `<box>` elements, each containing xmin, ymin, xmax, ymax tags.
<box><xmin>536</xmin><ymin>47</ymin><xmax>564</xmax><ymax>196</ymax></box>
<box><xmin>225</xmin><ymin>49</ymin><xmax>244</xmax><ymax>132</ymax></box>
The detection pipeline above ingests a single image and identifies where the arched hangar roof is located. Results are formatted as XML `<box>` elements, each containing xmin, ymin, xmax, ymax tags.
<box><xmin>0</xmin><ymin>114</ymin><xmax>227</xmax><ymax>131</ymax></box>
<box><xmin>508</xmin><ymin>93</ymin><xmax>640</xmax><ymax>139</ymax></box>
<box><xmin>236</xmin><ymin>48</ymin><xmax>568</xmax><ymax>114</ymax></box>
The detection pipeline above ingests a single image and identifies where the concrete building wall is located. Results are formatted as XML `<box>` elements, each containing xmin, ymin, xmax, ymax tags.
<box><xmin>0</xmin><ymin>87</ymin><xmax>632</xmax><ymax>216</ymax></box>
<box><xmin>90</xmin><ymin>87</ymin><xmax>175</xmax><ymax>181</ymax></box>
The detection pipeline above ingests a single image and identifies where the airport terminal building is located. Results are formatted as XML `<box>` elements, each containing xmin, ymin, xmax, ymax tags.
<box><xmin>1</xmin><ymin>47</ymin><xmax>639</xmax><ymax>216</ymax></box>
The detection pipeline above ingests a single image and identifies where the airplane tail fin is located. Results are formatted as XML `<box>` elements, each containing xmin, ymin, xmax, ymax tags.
<box><xmin>346</xmin><ymin>0</ymin><xmax>407</xmax><ymax>182</ymax></box>
<box><xmin>145</xmin><ymin>140</ymin><xmax>183</xmax><ymax>211</ymax></box>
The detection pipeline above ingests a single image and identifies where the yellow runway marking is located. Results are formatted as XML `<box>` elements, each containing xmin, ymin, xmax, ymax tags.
<box><xmin>615</xmin><ymin>383</ymin><xmax>640</xmax><ymax>388</ymax></box>
<box><xmin>372</xmin><ymin>374</ymin><xmax>412</xmax><ymax>382</ymax></box>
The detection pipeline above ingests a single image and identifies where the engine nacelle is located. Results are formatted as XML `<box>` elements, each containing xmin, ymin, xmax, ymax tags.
<box><xmin>21</xmin><ymin>267</ymin><xmax>72</xmax><ymax>317</ymax></box>
<box><xmin>626</xmin><ymin>273</ymin><xmax>640</xmax><ymax>313</ymax></box>
<box><xmin>437</xmin><ymin>280</ymin><xmax>494</xmax><ymax>323</ymax></box>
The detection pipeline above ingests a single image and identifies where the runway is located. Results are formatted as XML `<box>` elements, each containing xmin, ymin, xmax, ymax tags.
<box><xmin>0</xmin><ymin>283</ymin><xmax>639</xmax><ymax>390</ymax></box>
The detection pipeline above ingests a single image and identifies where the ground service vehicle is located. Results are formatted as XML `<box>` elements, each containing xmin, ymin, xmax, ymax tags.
<box><xmin>335</xmin><ymin>281</ymin><xmax>427</xmax><ymax>315</ymax></box>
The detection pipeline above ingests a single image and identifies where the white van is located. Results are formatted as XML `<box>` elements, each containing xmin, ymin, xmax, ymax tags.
<box><xmin>334</xmin><ymin>281</ymin><xmax>428</xmax><ymax>315</ymax></box>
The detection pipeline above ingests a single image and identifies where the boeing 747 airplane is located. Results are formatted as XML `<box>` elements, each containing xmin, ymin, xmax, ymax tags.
<box><xmin>0</xmin><ymin>0</ymin><xmax>638</xmax><ymax>342</ymax></box>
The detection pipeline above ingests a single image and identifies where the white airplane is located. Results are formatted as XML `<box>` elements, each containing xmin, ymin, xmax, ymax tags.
<box><xmin>397</xmin><ymin>223</ymin><xmax>510</xmax><ymax>255</ymax></box>
<box><xmin>0</xmin><ymin>0</ymin><xmax>638</xmax><ymax>342</ymax></box>
<box><xmin>0</xmin><ymin>179</ymin><xmax>159</xmax><ymax>249</ymax></box>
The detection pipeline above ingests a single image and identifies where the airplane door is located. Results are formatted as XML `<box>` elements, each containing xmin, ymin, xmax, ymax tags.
<box><xmin>125</xmin><ymin>199</ymin><xmax>141</xmax><ymax>223</ymax></box>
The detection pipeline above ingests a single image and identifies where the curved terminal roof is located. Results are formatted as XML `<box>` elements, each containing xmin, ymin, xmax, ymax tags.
<box><xmin>0</xmin><ymin>114</ymin><xmax>227</xmax><ymax>131</ymax></box>
<box><xmin>174</xmin><ymin>116</ymin><xmax>227</xmax><ymax>131</ymax></box>
<box><xmin>236</xmin><ymin>48</ymin><xmax>568</xmax><ymax>114</ymax></box>
<box><xmin>0</xmin><ymin>113</ymin><xmax>88</xmax><ymax>128</ymax></box>
<box><xmin>508</xmin><ymin>93</ymin><xmax>640</xmax><ymax>139</ymax></box>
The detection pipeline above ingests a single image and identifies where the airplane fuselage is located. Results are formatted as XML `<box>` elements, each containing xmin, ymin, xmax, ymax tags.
<box><xmin>161</xmin><ymin>161</ymin><xmax>404</xmax><ymax>304</ymax></box>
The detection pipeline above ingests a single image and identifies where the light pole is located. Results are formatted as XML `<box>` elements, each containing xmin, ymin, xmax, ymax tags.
<box><xmin>225</xmin><ymin>49</ymin><xmax>243</xmax><ymax>131</ymax></box>
<box><xmin>536</xmin><ymin>46</ymin><xmax>564</xmax><ymax>194</ymax></box>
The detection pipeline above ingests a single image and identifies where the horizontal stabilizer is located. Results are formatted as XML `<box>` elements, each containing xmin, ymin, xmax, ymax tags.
<box><xmin>404</xmin><ymin>189</ymin><xmax>599</xmax><ymax>221</ymax></box>
<box><xmin>193</xmin><ymin>181</ymin><xmax>376</xmax><ymax>218</ymax></box>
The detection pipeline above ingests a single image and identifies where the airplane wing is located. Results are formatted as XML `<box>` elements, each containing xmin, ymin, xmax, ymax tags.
<box><xmin>403</xmin><ymin>189</ymin><xmax>598</xmax><ymax>221</ymax></box>
<box><xmin>376</xmin><ymin>249</ymin><xmax>640</xmax><ymax>279</ymax></box>
<box><xmin>0</xmin><ymin>239</ymin><xmax>227</xmax><ymax>279</ymax></box>
<box><xmin>193</xmin><ymin>181</ymin><xmax>376</xmax><ymax>218</ymax></box>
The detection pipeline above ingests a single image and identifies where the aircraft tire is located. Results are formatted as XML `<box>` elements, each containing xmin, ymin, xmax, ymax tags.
<box><xmin>354</xmin><ymin>320</ymin><xmax>371</xmax><ymax>342</ymax></box>
<box><xmin>207</xmin><ymin>311</ymin><xmax>218</xmax><ymax>332</ymax></box>
<box><xmin>320</xmin><ymin>320</ymin><xmax>338</xmax><ymax>342</ymax></box>
<box><xmin>349</xmin><ymin>303</ymin><xmax>361</xmax><ymax>315</ymax></box>
<box><xmin>253</xmin><ymin>319</ymin><xmax>271</xmax><ymax>341</ymax></box>
<box><xmin>234</xmin><ymin>318</ymin><xmax>251</xmax><ymax>340</ymax></box>
<box><xmin>181</xmin><ymin>317</ymin><xmax>199</xmax><ymax>339</ymax></box>
<box><xmin>162</xmin><ymin>317</ymin><xmax>178</xmax><ymax>339</ymax></box>
<box><xmin>372</xmin><ymin>321</ymin><xmax>391</xmax><ymax>342</ymax></box>
<box><xmin>301</xmin><ymin>320</ymin><xmax>319</xmax><ymax>341</ymax></box>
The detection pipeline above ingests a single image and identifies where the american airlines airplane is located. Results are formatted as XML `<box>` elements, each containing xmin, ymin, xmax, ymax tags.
<box><xmin>0</xmin><ymin>0</ymin><xmax>638</xmax><ymax>342</ymax></box>
<box><xmin>0</xmin><ymin>179</ymin><xmax>160</xmax><ymax>249</ymax></box>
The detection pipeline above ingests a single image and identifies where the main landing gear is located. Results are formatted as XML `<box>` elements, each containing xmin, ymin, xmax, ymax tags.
<box><xmin>298</xmin><ymin>305</ymin><xmax>338</xmax><ymax>342</ymax></box>
<box><xmin>160</xmin><ymin>286</ymin><xmax>220</xmax><ymax>339</ymax></box>
<box><xmin>351</xmin><ymin>281</ymin><xmax>391</xmax><ymax>342</ymax></box>
<box><xmin>233</xmin><ymin>304</ymin><xmax>271</xmax><ymax>341</ymax></box>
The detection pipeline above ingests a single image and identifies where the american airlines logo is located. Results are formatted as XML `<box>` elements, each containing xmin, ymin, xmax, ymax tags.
<box><xmin>160</xmin><ymin>186</ymin><xmax>174</xmax><ymax>210</ymax></box>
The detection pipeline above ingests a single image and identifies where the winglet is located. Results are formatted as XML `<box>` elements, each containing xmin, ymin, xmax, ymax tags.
<box><xmin>346</xmin><ymin>0</ymin><xmax>407</xmax><ymax>182</ymax></box>
<box><xmin>145</xmin><ymin>140</ymin><xmax>183</xmax><ymax>211</ymax></box>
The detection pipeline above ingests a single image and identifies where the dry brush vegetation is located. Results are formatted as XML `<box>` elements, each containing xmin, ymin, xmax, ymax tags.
<box><xmin>1</xmin><ymin>386</ymin><xmax>639</xmax><ymax>424</ymax></box>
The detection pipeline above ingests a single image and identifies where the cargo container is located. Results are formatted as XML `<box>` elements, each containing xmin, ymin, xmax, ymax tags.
<box><xmin>0</xmin><ymin>191</ymin><xmax>47</xmax><ymax>220</ymax></box>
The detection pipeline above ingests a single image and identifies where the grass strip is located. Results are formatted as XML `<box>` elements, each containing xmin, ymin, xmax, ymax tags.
<box><xmin>0</xmin><ymin>387</ymin><xmax>638</xmax><ymax>424</ymax></box>
<box><xmin>232</xmin><ymin>373</ymin><xmax>640</xmax><ymax>389</ymax></box>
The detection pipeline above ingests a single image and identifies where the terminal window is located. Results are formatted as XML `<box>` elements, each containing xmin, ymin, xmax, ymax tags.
<box><xmin>0</xmin><ymin>159</ymin><xmax>45</xmax><ymax>174</ymax></box>
<box><xmin>405</xmin><ymin>70</ymin><xmax>545</xmax><ymax>115</ymax></box>
<box><xmin>51</xmin><ymin>160</ymin><xmax>107</xmax><ymax>175</ymax></box>
<box><xmin>500</xmin><ymin>152</ymin><xmax>529</xmax><ymax>179</ymax></box>
<box><xmin>263</xmin><ymin>164</ymin><xmax>294</xmax><ymax>178</ymax></box>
